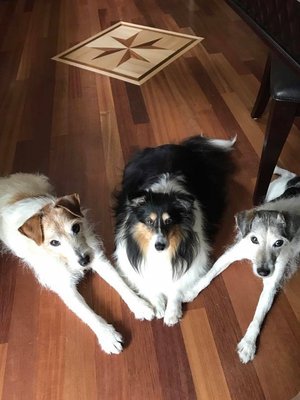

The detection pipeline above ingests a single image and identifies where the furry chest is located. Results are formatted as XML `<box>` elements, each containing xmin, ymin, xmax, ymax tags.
<box><xmin>140</xmin><ymin>248</ymin><xmax>176</xmax><ymax>291</ymax></box>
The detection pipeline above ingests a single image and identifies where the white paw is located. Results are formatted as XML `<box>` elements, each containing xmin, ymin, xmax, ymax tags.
<box><xmin>153</xmin><ymin>295</ymin><xmax>167</xmax><ymax>319</ymax></box>
<box><xmin>237</xmin><ymin>337</ymin><xmax>256</xmax><ymax>363</ymax></box>
<box><xmin>129</xmin><ymin>298</ymin><xmax>155</xmax><ymax>321</ymax></box>
<box><xmin>163</xmin><ymin>308</ymin><xmax>183</xmax><ymax>326</ymax></box>
<box><xmin>97</xmin><ymin>325</ymin><xmax>123</xmax><ymax>355</ymax></box>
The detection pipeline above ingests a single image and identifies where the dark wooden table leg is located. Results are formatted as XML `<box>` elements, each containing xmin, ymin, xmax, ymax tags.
<box><xmin>253</xmin><ymin>99</ymin><xmax>297</xmax><ymax>205</ymax></box>
<box><xmin>251</xmin><ymin>54</ymin><xmax>271</xmax><ymax>119</ymax></box>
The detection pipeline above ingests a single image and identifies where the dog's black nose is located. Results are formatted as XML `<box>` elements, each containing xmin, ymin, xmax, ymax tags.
<box><xmin>79</xmin><ymin>254</ymin><xmax>90</xmax><ymax>266</ymax></box>
<box><xmin>257</xmin><ymin>267</ymin><xmax>270</xmax><ymax>277</ymax></box>
<box><xmin>155</xmin><ymin>242</ymin><xmax>166</xmax><ymax>251</ymax></box>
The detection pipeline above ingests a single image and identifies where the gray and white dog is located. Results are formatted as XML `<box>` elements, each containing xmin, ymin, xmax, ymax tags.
<box><xmin>187</xmin><ymin>166</ymin><xmax>300</xmax><ymax>363</ymax></box>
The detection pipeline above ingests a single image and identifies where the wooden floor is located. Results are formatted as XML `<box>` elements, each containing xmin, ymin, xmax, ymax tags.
<box><xmin>0</xmin><ymin>0</ymin><xmax>299</xmax><ymax>399</ymax></box>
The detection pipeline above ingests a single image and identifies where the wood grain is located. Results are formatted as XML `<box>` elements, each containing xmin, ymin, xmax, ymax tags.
<box><xmin>0</xmin><ymin>0</ymin><xmax>299</xmax><ymax>399</ymax></box>
<box><xmin>181</xmin><ymin>308</ymin><xmax>231</xmax><ymax>400</ymax></box>
<box><xmin>0</xmin><ymin>344</ymin><xmax>7</xmax><ymax>399</ymax></box>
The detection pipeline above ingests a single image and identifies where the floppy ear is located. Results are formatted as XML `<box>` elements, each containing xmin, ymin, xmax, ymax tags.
<box><xmin>18</xmin><ymin>214</ymin><xmax>44</xmax><ymax>245</ymax></box>
<box><xmin>281</xmin><ymin>212</ymin><xmax>300</xmax><ymax>240</ymax></box>
<box><xmin>175</xmin><ymin>194</ymin><xmax>195</xmax><ymax>210</ymax></box>
<box><xmin>235</xmin><ymin>210</ymin><xmax>254</xmax><ymax>237</ymax></box>
<box><xmin>55</xmin><ymin>193</ymin><xmax>83</xmax><ymax>218</ymax></box>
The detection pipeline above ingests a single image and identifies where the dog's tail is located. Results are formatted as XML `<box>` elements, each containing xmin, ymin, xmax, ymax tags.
<box><xmin>181</xmin><ymin>134</ymin><xmax>236</xmax><ymax>175</ymax></box>
<box><xmin>181</xmin><ymin>134</ymin><xmax>236</xmax><ymax>152</ymax></box>
<box><xmin>273</xmin><ymin>166</ymin><xmax>296</xmax><ymax>179</ymax></box>
<box><xmin>180</xmin><ymin>134</ymin><xmax>236</xmax><ymax>239</ymax></box>
<box><xmin>204</xmin><ymin>135</ymin><xmax>237</xmax><ymax>151</ymax></box>
<box><xmin>266</xmin><ymin>166</ymin><xmax>298</xmax><ymax>202</ymax></box>
<box><xmin>180</xmin><ymin>135</ymin><xmax>236</xmax><ymax>178</ymax></box>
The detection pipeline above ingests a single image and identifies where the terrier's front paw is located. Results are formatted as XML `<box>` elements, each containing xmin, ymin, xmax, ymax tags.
<box><xmin>237</xmin><ymin>337</ymin><xmax>256</xmax><ymax>363</ymax></box>
<box><xmin>183</xmin><ymin>288</ymin><xmax>199</xmax><ymax>303</ymax></box>
<box><xmin>98</xmin><ymin>325</ymin><xmax>123</xmax><ymax>355</ymax></box>
<box><xmin>183</xmin><ymin>279</ymin><xmax>208</xmax><ymax>302</ymax></box>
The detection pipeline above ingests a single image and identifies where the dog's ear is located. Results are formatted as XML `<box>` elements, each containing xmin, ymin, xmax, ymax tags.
<box><xmin>281</xmin><ymin>212</ymin><xmax>300</xmax><ymax>240</ymax></box>
<box><xmin>175</xmin><ymin>194</ymin><xmax>195</xmax><ymax>210</ymax></box>
<box><xmin>235</xmin><ymin>210</ymin><xmax>254</xmax><ymax>237</ymax></box>
<box><xmin>18</xmin><ymin>213</ymin><xmax>44</xmax><ymax>245</ymax></box>
<box><xmin>129</xmin><ymin>191</ymin><xmax>147</xmax><ymax>207</ymax></box>
<box><xmin>55</xmin><ymin>194</ymin><xmax>83</xmax><ymax>218</ymax></box>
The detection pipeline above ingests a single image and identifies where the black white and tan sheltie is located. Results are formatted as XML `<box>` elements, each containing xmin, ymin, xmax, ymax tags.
<box><xmin>113</xmin><ymin>135</ymin><xmax>235</xmax><ymax>326</ymax></box>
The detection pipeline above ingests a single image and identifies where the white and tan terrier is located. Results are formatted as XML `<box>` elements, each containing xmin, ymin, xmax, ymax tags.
<box><xmin>0</xmin><ymin>173</ymin><xmax>154</xmax><ymax>354</ymax></box>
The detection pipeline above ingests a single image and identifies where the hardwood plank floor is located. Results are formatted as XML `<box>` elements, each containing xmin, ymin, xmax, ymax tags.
<box><xmin>0</xmin><ymin>0</ymin><xmax>299</xmax><ymax>399</ymax></box>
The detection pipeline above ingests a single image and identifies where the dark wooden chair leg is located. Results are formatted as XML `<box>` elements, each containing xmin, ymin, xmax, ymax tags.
<box><xmin>253</xmin><ymin>99</ymin><xmax>297</xmax><ymax>205</ymax></box>
<box><xmin>251</xmin><ymin>55</ymin><xmax>271</xmax><ymax>119</ymax></box>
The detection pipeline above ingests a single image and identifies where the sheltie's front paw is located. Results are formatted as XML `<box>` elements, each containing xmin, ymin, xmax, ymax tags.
<box><xmin>163</xmin><ymin>306</ymin><xmax>183</xmax><ymax>326</ymax></box>
<box><xmin>152</xmin><ymin>294</ymin><xmax>167</xmax><ymax>319</ymax></box>
<box><xmin>129</xmin><ymin>298</ymin><xmax>155</xmax><ymax>321</ymax></box>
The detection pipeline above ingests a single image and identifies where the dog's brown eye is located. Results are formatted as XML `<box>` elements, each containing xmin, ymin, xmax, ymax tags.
<box><xmin>145</xmin><ymin>218</ymin><xmax>154</xmax><ymax>226</ymax></box>
<box><xmin>273</xmin><ymin>239</ymin><xmax>284</xmax><ymax>248</ymax></box>
<box><xmin>50</xmin><ymin>240</ymin><xmax>61</xmax><ymax>247</ymax></box>
<box><xmin>72</xmin><ymin>223</ymin><xmax>80</xmax><ymax>234</ymax></box>
<box><xmin>251</xmin><ymin>236</ymin><xmax>259</xmax><ymax>244</ymax></box>
<box><xmin>164</xmin><ymin>218</ymin><xmax>173</xmax><ymax>225</ymax></box>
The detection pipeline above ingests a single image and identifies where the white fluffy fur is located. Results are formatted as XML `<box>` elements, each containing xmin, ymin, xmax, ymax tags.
<box><xmin>186</xmin><ymin>166</ymin><xmax>300</xmax><ymax>363</ymax></box>
<box><xmin>0</xmin><ymin>173</ymin><xmax>154</xmax><ymax>354</ymax></box>
<box><xmin>115</xmin><ymin>174</ymin><xmax>210</xmax><ymax>326</ymax></box>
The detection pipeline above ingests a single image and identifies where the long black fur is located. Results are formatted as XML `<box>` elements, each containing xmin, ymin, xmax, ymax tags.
<box><xmin>114</xmin><ymin>136</ymin><xmax>235</xmax><ymax>272</ymax></box>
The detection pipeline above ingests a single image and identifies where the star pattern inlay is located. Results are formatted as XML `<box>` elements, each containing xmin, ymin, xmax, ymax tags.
<box><xmin>91</xmin><ymin>32</ymin><xmax>165</xmax><ymax>66</ymax></box>
<box><xmin>53</xmin><ymin>21</ymin><xmax>203</xmax><ymax>85</ymax></box>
